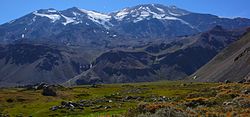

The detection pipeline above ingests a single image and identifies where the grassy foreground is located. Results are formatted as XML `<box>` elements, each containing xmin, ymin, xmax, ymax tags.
<box><xmin>0</xmin><ymin>81</ymin><xmax>249</xmax><ymax>117</ymax></box>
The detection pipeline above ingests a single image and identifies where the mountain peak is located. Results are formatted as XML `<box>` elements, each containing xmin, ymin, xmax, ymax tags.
<box><xmin>200</xmin><ymin>25</ymin><xmax>227</xmax><ymax>38</ymax></box>
<box><xmin>113</xmin><ymin>3</ymin><xmax>190</xmax><ymax>22</ymax></box>
<box><xmin>134</xmin><ymin>4</ymin><xmax>190</xmax><ymax>13</ymax></box>
<box><xmin>63</xmin><ymin>7</ymin><xmax>82</xmax><ymax>13</ymax></box>
<box><xmin>209</xmin><ymin>25</ymin><xmax>226</xmax><ymax>33</ymax></box>
<box><xmin>35</xmin><ymin>8</ymin><xmax>59</xmax><ymax>14</ymax></box>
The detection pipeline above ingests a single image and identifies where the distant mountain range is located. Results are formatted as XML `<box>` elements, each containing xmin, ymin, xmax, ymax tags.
<box><xmin>0</xmin><ymin>4</ymin><xmax>250</xmax><ymax>87</ymax></box>
<box><xmin>1</xmin><ymin>4</ymin><xmax>250</xmax><ymax>44</ymax></box>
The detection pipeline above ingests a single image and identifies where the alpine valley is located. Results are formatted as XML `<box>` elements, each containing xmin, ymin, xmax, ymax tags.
<box><xmin>0</xmin><ymin>4</ymin><xmax>250</xmax><ymax>87</ymax></box>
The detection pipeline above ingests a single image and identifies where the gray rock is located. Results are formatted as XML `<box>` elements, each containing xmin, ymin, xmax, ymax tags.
<box><xmin>42</xmin><ymin>86</ymin><xmax>57</xmax><ymax>96</ymax></box>
<box><xmin>50</xmin><ymin>106</ymin><xmax>59</xmax><ymax>111</ymax></box>
<box><xmin>104</xmin><ymin>106</ymin><xmax>112</xmax><ymax>109</ymax></box>
<box><xmin>224</xmin><ymin>80</ymin><xmax>231</xmax><ymax>84</ymax></box>
<box><xmin>238</xmin><ymin>79</ymin><xmax>246</xmax><ymax>83</ymax></box>
<box><xmin>242</xmin><ymin>89</ymin><xmax>250</xmax><ymax>94</ymax></box>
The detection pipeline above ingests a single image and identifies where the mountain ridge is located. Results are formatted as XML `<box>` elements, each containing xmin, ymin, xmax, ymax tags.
<box><xmin>64</xmin><ymin>26</ymin><xmax>247</xmax><ymax>86</ymax></box>
<box><xmin>1</xmin><ymin>4</ymin><xmax>250</xmax><ymax>44</ymax></box>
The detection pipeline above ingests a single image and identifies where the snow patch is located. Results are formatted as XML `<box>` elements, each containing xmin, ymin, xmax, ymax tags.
<box><xmin>48</xmin><ymin>9</ymin><xmax>57</xmax><ymax>13</ymax></box>
<box><xmin>21</xmin><ymin>34</ymin><xmax>25</xmax><ymax>38</ymax></box>
<box><xmin>130</xmin><ymin>6</ymin><xmax>193</xmax><ymax>29</ymax></box>
<box><xmin>61</xmin><ymin>15</ymin><xmax>75</xmax><ymax>25</ymax></box>
<box><xmin>156</xmin><ymin>7</ymin><xmax>165</xmax><ymax>13</ymax></box>
<box><xmin>32</xmin><ymin>16</ymin><xmax>37</xmax><ymax>22</ymax></box>
<box><xmin>33</xmin><ymin>11</ymin><xmax>61</xmax><ymax>22</ymax></box>
<box><xmin>168</xmin><ymin>10</ymin><xmax>182</xmax><ymax>16</ymax></box>
<box><xmin>140</xmin><ymin>11</ymin><xmax>150</xmax><ymax>17</ymax></box>
<box><xmin>72</xmin><ymin>12</ymin><xmax>81</xmax><ymax>16</ymax></box>
<box><xmin>79</xmin><ymin>9</ymin><xmax>111</xmax><ymax>21</ymax></box>
<box><xmin>162</xmin><ymin>16</ymin><xmax>179</xmax><ymax>20</ymax></box>
<box><xmin>133</xmin><ymin>7</ymin><xmax>165</xmax><ymax>22</ymax></box>
<box><xmin>79</xmin><ymin>9</ymin><xmax>112</xmax><ymax>29</ymax></box>
<box><xmin>152</xmin><ymin>4</ymin><xmax>165</xmax><ymax>13</ymax></box>
<box><xmin>115</xmin><ymin>9</ymin><xmax>129</xmax><ymax>20</ymax></box>
<box><xmin>131</xmin><ymin>7</ymin><xmax>194</xmax><ymax>29</ymax></box>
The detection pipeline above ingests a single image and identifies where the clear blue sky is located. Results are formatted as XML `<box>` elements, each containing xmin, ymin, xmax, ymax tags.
<box><xmin>1</xmin><ymin>0</ymin><xmax>250</xmax><ymax>24</ymax></box>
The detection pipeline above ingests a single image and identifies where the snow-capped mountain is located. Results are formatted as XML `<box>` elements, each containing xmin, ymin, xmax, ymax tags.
<box><xmin>29</xmin><ymin>7</ymin><xmax>112</xmax><ymax>27</ymax></box>
<box><xmin>113</xmin><ymin>4</ymin><xmax>190</xmax><ymax>23</ymax></box>
<box><xmin>0</xmin><ymin>4</ymin><xmax>250</xmax><ymax>44</ymax></box>
<box><xmin>0</xmin><ymin>7</ymin><xmax>121</xmax><ymax>45</ymax></box>
<box><xmin>110</xmin><ymin>4</ymin><xmax>250</xmax><ymax>39</ymax></box>
<box><xmin>110</xmin><ymin>4</ymin><xmax>198</xmax><ymax>38</ymax></box>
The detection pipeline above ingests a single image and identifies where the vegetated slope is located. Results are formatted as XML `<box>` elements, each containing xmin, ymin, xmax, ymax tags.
<box><xmin>0</xmin><ymin>81</ymin><xmax>249</xmax><ymax>116</ymax></box>
<box><xmin>190</xmin><ymin>28</ymin><xmax>250</xmax><ymax>82</ymax></box>
<box><xmin>65</xmin><ymin>26</ymin><xmax>246</xmax><ymax>86</ymax></box>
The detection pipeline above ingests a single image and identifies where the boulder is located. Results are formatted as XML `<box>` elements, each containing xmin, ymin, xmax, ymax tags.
<box><xmin>242</xmin><ymin>89</ymin><xmax>250</xmax><ymax>94</ymax></box>
<box><xmin>104</xmin><ymin>106</ymin><xmax>112</xmax><ymax>109</ymax></box>
<box><xmin>224</xmin><ymin>80</ymin><xmax>231</xmax><ymax>84</ymax></box>
<box><xmin>50</xmin><ymin>106</ymin><xmax>59</xmax><ymax>111</ymax></box>
<box><xmin>238</xmin><ymin>79</ymin><xmax>246</xmax><ymax>83</ymax></box>
<box><xmin>42</xmin><ymin>86</ymin><xmax>57</xmax><ymax>96</ymax></box>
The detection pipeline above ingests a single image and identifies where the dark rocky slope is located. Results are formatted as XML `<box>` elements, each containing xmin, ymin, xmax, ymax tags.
<box><xmin>189</xmin><ymin>28</ymin><xmax>250</xmax><ymax>82</ymax></box>
<box><xmin>0</xmin><ymin>44</ymin><xmax>90</xmax><ymax>87</ymax></box>
<box><xmin>65</xmin><ymin>26</ymin><xmax>246</xmax><ymax>85</ymax></box>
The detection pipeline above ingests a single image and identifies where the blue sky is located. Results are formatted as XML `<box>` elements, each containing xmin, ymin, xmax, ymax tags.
<box><xmin>1</xmin><ymin>0</ymin><xmax>250</xmax><ymax>24</ymax></box>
